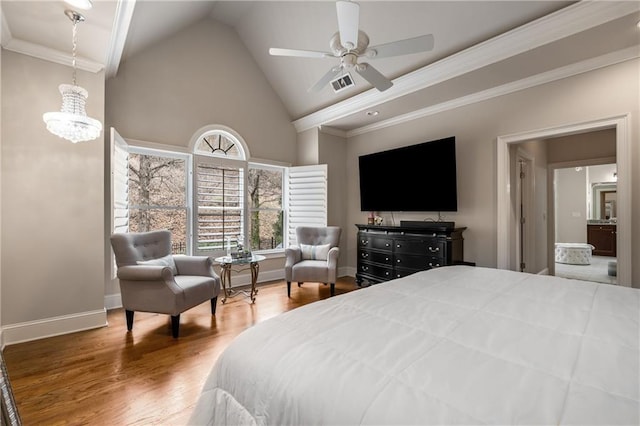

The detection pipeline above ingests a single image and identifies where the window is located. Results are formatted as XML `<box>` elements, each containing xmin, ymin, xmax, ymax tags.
<box><xmin>128</xmin><ymin>148</ymin><xmax>189</xmax><ymax>254</ymax></box>
<box><xmin>192</xmin><ymin>128</ymin><xmax>248</xmax><ymax>256</ymax></box>
<box><xmin>111</xmin><ymin>125</ymin><xmax>328</xmax><ymax>261</ymax></box>
<box><xmin>248</xmin><ymin>164</ymin><xmax>284</xmax><ymax>252</ymax></box>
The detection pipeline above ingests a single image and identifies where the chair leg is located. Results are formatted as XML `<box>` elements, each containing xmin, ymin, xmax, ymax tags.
<box><xmin>287</xmin><ymin>281</ymin><xmax>291</xmax><ymax>298</ymax></box>
<box><xmin>125</xmin><ymin>310</ymin><xmax>134</xmax><ymax>331</ymax></box>
<box><xmin>211</xmin><ymin>297</ymin><xmax>218</xmax><ymax>315</ymax></box>
<box><xmin>171</xmin><ymin>315</ymin><xmax>180</xmax><ymax>338</ymax></box>
<box><xmin>330</xmin><ymin>283</ymin><xmax>335</xmax><ymax>297</ymax></box>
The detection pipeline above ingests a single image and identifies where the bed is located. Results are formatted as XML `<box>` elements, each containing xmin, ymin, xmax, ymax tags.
<box><xmin>189</xmin><ymin>266</ymin><xmax>639</xmax><ymax>425</ymax></box>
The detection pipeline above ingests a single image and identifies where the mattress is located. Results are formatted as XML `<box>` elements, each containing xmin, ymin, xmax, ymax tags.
<box><xmin>189</xmin><ymin>266</ymin><xmax>639</xmax><ymax>425</ymax></box>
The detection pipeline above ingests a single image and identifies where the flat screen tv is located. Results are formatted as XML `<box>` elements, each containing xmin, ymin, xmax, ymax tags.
<box><xmin>359</xmin><ymin>136</ymin><xmax>458</xmax><ymax>212</ymax></box>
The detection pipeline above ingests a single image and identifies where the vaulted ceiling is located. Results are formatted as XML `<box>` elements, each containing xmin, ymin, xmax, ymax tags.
<box><xmin>2</xmin><ymin>1</ymin><xmax>639</xmax><ymax>134</ymax></box>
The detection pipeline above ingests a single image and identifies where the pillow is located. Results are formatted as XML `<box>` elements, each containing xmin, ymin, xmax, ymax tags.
<box><xmin>137</xmin><ymin>254</ymin><xmax>178</xmax><ymax>275</ymax></box>
<box><xmin>300</xmin><ymin>243</ymin><xmax>331</xmax><ymax>261</ymax></box>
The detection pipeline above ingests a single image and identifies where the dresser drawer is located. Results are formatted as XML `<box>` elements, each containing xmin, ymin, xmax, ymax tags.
<box><xmin>394</xmin><ymin>253</ymin><xmax>445</xmax><ymax>269</ymax></box>
<box><xmin>359</xmin><ymin>236</ymin><xmax>393</xmax><ymax>250</ymax></box>
<box><xmin>394</xmin><ymin>253</ymin><xmax>429</xmax><ymax>269</ymax></box>
<box><xmin>359</xmin><ymin>250</ymin><xmax>393</xmax><ymax>265</ymax></box>
<box><xmin>358</xmin><ymin>263</ymin><xmax>394</xmax><ymax>280</ymax></box>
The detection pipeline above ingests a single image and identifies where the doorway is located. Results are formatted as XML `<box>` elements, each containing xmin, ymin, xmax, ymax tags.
<box><xmin>551</xmin><ymin>162</ymin><xmax>617</xmax><ymax>285</ymax></box>
<box><xmin>497</xmin><ymin>114</ymin><xmax>631</xmax><ymax>287</ymax></box>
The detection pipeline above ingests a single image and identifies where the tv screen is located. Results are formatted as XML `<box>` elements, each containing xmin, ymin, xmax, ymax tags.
<box><xmin>359</xmin><ymin>137</ymin><xmax>458</xmax><ymax>212</ymax></box>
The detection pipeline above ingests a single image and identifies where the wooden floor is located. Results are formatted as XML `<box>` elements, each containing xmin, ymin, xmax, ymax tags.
<box><xmin>3</xmin><ymin>277</ymin><xmax>357</xmax><ymax>425</ymax></box>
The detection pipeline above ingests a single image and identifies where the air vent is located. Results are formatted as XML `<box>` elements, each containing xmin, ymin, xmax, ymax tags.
<box><xmin>330</xmin><ymin>73</ymin><xmax>355</xmax><ymax>93</ymax></box>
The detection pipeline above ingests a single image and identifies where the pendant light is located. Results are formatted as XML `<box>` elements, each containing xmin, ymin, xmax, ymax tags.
<box><xmin>42</xmin><ymin>10</ymin><xmax>102</xmax><ymax>143</ymax></box>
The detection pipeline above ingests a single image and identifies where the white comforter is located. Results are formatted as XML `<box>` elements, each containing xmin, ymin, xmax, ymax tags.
<box><xmin>190</xmin><ymin>266</ymin><xmax>639</xmax><ymax>425</ymax></box>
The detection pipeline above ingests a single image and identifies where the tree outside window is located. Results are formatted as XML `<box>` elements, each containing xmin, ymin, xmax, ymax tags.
<box><xmin>128</xmin><ymin>152</ymin><xmax>188</xmax><ymax>254</ymax></box>
<box><xmin>248</xmin><ymin>166</ymin><xmax>283</xmax><ymax>251</ymax></box>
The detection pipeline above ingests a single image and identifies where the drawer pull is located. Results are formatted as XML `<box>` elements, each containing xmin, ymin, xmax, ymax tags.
<box><xmin>396</xmin><ymin>259</ymin><xmax>401</xmax><ymax>263</ymax></box>
<box><xmin>362</xmin><ymin>266</ymin><xmax>369</xmax><ymax>271</ymax></box>
<box><xmin>361</xmin><ymin>240</ymin><xmax>368</xmax><ymax>245</ymax></box>
<box><xmin>385</xmin><ymin>271</ymin><xmax>390</xmax><ymax>276</ymax></box>
<box><xmin>385</xmin><ymin>243</ymin><xmax>390</xmax><ymax>247</ymax></box>
<box><xmin>429</xmin><ymin>262</ymin><xmax>440</xmax><ymax>267</ymax></box>
<box><xmin>385</xmin><ymin>257</ymin><xmax>390</xmax><ymax>261</ymax></box>
<box><xmin>396</xmin><ymin>274</ymin><xmax>402</xmax><ymax>278</ymax></box>
<box><xmin>428</xmin><ymin>247</ymin><xmax>440</xmax><ymax>253</ymax></box>
<box><xmin>396</xmin><ymin>244</ymin><xmax>401</xmax><ymax>248</ymax></box>
<box><xmin>361</xmin><ymin>253</ymin><xmax>369</xmax><ymax>258</ymax></box>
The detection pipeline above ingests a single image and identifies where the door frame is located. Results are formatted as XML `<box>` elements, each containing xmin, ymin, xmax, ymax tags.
<box><xmin>497</xmin><ymin>114</ymin><xmax>631</xmax><ymax>286</ymax></box>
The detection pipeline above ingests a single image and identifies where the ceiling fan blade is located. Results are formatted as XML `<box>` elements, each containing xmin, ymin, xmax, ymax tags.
<box><xmin>367</xmin><ymin>34</ymin><xmax>435</xmax><ymax>59</ymax></box>
<box><xmin>309</xmin><ymin>66</ymin><xmax>342</xmax><ymax>92</ymax></box>
<box><xmin>336</xmin><ymin>1</ymin><xmax>359</xmax><ymax>50</ymax></box>
<box><xmin>355</xmin><ymin>63</ymin><xmax>393</xmax><ymax>92</ymax></box>
<box><xmin>269</xmin><ymin>48</ymin><xmax>333</xmax><ymax>59</ymax></box>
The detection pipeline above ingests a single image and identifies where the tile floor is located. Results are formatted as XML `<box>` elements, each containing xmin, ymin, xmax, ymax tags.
<box><xmin>555</xmin><ymin>255</ymin><xmax>617</xmax><ymax>285</ymax></box>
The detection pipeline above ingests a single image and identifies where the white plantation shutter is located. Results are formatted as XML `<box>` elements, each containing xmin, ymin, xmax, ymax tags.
<box><xmin>285</xmin><ymin>165</ymin><xmax>328</xmax><ymax>246</ymax></box>
<box><xmin>194</xmin><ymin>156</ymin><xmax>245</xmax><ymax>255</ymax></box>
<box><xmin>111</xmin><ymin>128</ymin><xmax>129</xmax><ymax>234</ymax></box>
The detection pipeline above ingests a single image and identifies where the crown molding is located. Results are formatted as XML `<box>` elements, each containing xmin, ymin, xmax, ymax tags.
<box><xmin>318</xmin><ymin>125</ymin><xmax>347</xmax><ymax>138</ymax></box>
<box><xmin>347</xmin><ymin>46</ymin><xmax>639</xmax><ymax>138</ymax></box>
<box><xmin>293</xmin><ymin>1</ymin><xmax>640</xmax><ymax>133</ymax></box>
<box><xmin>2</xmin><ymin>38</ymin><xmax>104</xmax><ymax>73</ymax></box>
<box><xmin>105</xmin><ymin>0</ymin><xmax>137</xmax><ymax>79</ymax></box>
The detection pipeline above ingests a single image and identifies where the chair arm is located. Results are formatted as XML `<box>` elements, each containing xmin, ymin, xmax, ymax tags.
<box><xmin>284</xmin><ymin>246</ymin><xmax>301</xmax><ymax>281</ymax></box>
<box><xmin>327</xmin><ymin>247</ymin><xmax>340</xmax><ymax>283</ymax></box>
<box><xmin>117</xmin><ymin>265</ymin><xmax>174</xmax><ymax>281</ymax></box>
<box><xmin>173</xmin><ymin>255</ymin><xmax>217</xmax><ymax>277</ymax></box>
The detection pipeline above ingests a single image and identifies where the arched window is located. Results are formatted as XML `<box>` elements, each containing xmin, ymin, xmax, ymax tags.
<box><xmin>192</xmin><ymin>127</ymin><xmax>248</xmax><ymax>160</ymax></box>
<box><xmin>191</xmin><ymin>126</ymin><xmax>250</xmax><ymax>256</ymax></box>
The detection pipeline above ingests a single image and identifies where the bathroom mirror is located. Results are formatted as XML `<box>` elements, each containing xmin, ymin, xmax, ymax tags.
<box><xmin>591</xmin><ymin>182</ymin><xmax>617</xmax><ymax>220</ymax></box>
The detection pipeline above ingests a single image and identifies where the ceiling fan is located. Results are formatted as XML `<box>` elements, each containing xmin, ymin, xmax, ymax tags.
<box><xmin>269</xmin><ymin>0</ymin><xmax>434</xmax><ymax>93</ymax></box>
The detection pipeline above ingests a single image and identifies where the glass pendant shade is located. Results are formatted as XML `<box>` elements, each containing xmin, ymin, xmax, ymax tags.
<box><xmin>43</xmin><ymin>9</ymin><xmax>102</xmax><ymax>144</ymax></box>
<box><xmin>43</xmin><ymin>83</ymin><xmax>102</xmax><ymax>143</ymax></box>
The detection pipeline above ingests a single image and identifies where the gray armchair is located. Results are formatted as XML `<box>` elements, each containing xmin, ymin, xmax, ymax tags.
<box><xmin>285</xmin><ymin>226</ymin><xmax>342</xmax><ymax>297</ymax></box>
<box><xmin>110</xmin><ymin>230</ymin><xmax>221</xmax><ymax>338</ymax></box>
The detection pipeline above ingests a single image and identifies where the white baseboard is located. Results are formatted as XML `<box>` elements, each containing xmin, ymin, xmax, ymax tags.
<box><xmin>537</xmin><ymin>268</ymin><xmax>550</xmax><ymax>275</ymax></box>
<box><xmin>2</xmin><ymin>309</ymin><xmax>107</xmax><ymax>346</ymax></box>
<box><xmin>340</xmin><ymin>266</ymin><xmax>356</xmax><ymax>278</ymax></box>
<box><xmin>105</xmin><ymin>293</ymin><xmax>123</xmax><ymax>310</ymax></box>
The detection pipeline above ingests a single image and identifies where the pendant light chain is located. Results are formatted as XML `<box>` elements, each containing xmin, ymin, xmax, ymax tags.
<box><xmin>71</xmin><ymin>17</ymin><xmax>78</xmax><ymax>87</ymax></box>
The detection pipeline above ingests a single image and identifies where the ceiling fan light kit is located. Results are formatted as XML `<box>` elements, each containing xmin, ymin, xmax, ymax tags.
<box><xmin>43</xmin><ymin>10</ymin><xmax>102</xmax><ymax>143</ymax></box>
<box><xmin>269</xmin><ymin>0</ymin><xmax>434</xmax><ymax>93</ymax></box>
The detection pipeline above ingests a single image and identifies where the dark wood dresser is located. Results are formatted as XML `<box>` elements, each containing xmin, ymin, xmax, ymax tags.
<box><xmin>356</xmin><ymin>224</ymin><xmax>466</xmax><ymax>285</ymax></box>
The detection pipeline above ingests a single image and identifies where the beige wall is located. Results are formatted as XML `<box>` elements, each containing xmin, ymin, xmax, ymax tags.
<box><xmin>1</xmin><ymin>51</ymin><xmax>106</xmax><ymax>327</ymax></box>
<box><xmin>555</xmin><ymin>167</ymin><xmax>588</xmax><ymax>243</ymax></box>
<box><xmin>346</xmin><ymin>59</ymin><xmax>639</xmax><ymax>285</ymax></box>
<box><xmin>318</xmin><ymin>130</ymin><xmax>348</xmax><ymax>269</ymax></box>
<box><xmin>547</xmin><ymin>129</ymin><xmax>616</xmax><ymax>163</ymax></box>
<box><xmin>296</xmin><ymin>128</ymin><xmax>319</xmax><ymax>166</ymax></box>
<box><xmin>106</xmin><ymin>18</ymin><xmax>296</xmax><ymax>163</ymax></box>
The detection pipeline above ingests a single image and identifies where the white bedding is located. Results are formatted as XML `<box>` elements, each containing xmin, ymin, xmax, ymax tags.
<box><xmin>190</xmin><ymin>266</ymin><xmax>639</xmax><ymax>425</ymax></box>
